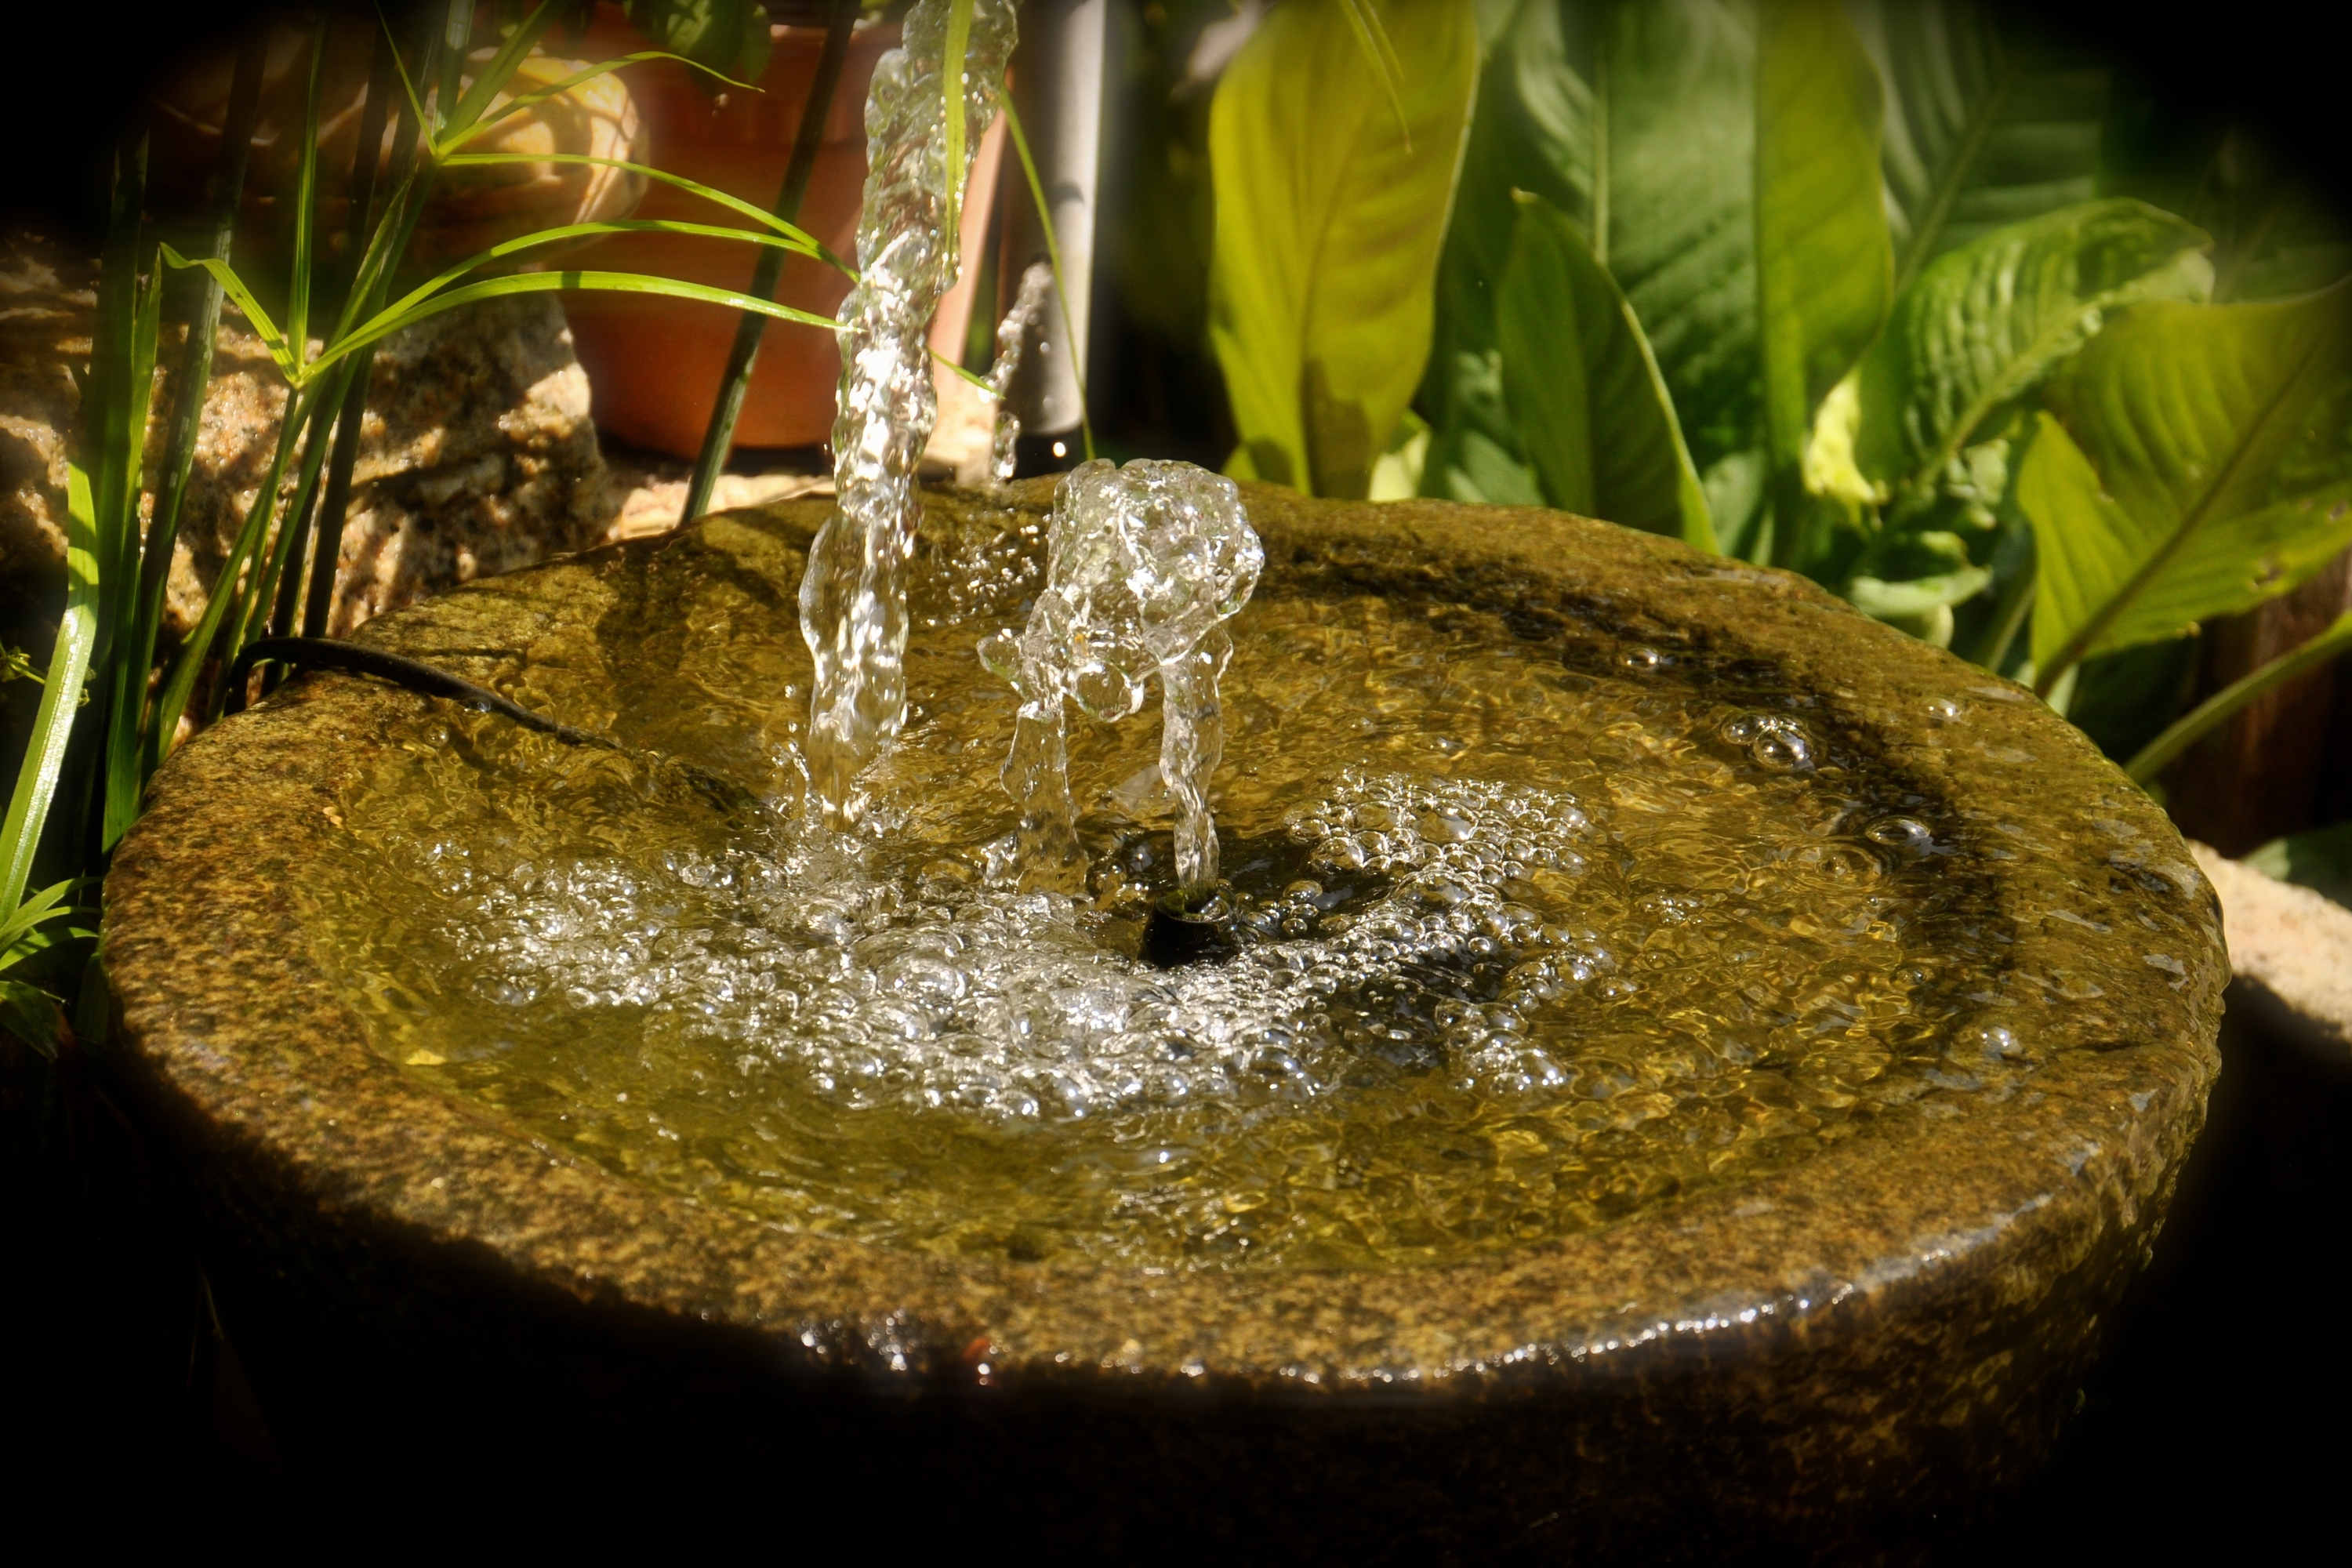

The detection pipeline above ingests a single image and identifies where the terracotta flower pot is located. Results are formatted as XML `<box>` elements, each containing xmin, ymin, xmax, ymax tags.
<box><xmin>149</xmin><ymin>15</ymin><xmax>648</xmax><ymax>268</ymax></box>
<box><xmin>561</xmin><ymin>6</ymin><xmax>1004</xmax><ymax>458</ymax></box>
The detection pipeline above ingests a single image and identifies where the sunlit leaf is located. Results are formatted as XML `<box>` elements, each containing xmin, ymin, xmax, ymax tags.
<box><xmin>1846</xmin><ymin>0</ymin><xmax>2109</xmax><ymax>289</ymax></box>
<box><xmin>1856</xmin><ymin>198</ymin><xmax>2212</xmax><ymax>500</ymax></box>
<box><xmin>1210</xmin><ymin>0</ymin><xmax>1478</xmax><ymax>497</ymax></box>
<box><xmin>1497</xmin><ymin>194</ymin><xmax>1712</xmax><ymax>547</ymax></box>
<box><xmin>1755</xmin><ymin>0</ymin><xmax>1893</xmax><ymax>497</ymax></box>
<box><xmin>2022</xmin><ymin>281</ymin><xmax>2352</xmax><ymax>687</ymax></box>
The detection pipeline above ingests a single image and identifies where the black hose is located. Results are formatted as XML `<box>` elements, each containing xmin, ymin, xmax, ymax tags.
<box><xmin>223</xmin><ymin>637</ymin><xmax>770</xmax><ymax>818</ymax></box>
<box><xmin>223</xmin><ymin>637</ymin><xmax>612</xmax><ymax>748</ymax></box>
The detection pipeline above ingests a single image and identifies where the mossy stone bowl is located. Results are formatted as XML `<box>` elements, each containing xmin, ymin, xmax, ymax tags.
<box><xmin>104</xmin><ymin>483</ymin><xmax>2223</xmax><ymax>1556</ymax></box>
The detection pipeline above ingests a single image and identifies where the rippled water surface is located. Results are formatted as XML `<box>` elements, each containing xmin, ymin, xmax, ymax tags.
<box><xmin>306</xmin><ymin>503</ymin><xmax>2026</xmax><ymax>1269</ymax></box>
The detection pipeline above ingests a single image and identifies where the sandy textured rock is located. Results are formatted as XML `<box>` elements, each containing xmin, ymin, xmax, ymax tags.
<box><xmin>2191</xmin><ymin>841</ymin><xmax>2352</xmax><ymax>1048</ymax></box>
<box><xmin>0</xmin><ymin>227</ymin><xmax>615</xmax><ymax>648</ymax></box>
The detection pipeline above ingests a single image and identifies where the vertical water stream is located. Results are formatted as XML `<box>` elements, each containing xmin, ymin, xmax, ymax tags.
<box><xmin>803</xmin><ymin>0</ymin><xmax>1019</xmax><ymax>824</ymax></box>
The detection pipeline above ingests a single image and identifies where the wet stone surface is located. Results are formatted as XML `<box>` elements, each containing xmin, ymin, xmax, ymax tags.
<box><xmin>287</xmin><ymin>488</ymin><xmax>2184</xmax><ymax>1272</ymax></box>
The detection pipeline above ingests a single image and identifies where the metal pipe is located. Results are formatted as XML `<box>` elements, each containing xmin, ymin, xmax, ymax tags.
<box><xmin>1000</xmin><ymin>0</ymin><xmax>1105</xmax><ymax>464</ymax></box>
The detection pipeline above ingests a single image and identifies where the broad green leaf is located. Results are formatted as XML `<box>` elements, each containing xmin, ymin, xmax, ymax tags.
<box><xmin>2</xmin><ymin>468</ymin><xmax>99</xmax><ymax>916</ymax></box>
<box><xmin>1755</xmin><ymin>0</ymin><xmax>1892</xmax><ymax>484</ymax></box>
<box><xmin>1209</xmin><ymin>0</ymin><xmax>1478</xmax><ymax>497</ymax></box>
<box><xmin>1856</xmin><ymin>198</ymin><xmax>2212</xmax><ymax>499</ymax></box>
<box><xmin>1497</xmin><ymin>194</ymin><xmax>1712</xmax><ymax>546</ymax></box>
<box><xmin>1846</xmin><ymin>0</ymin><xmax>2107</xmax><ymax>288</ymax></box>
<box><xmin>2022</xmin><ymin>282</ymin><xmax>2352</xmax><ymax>686</ymax></box>
<box><xmin>1420</xmin><ymin>0</ymin><xmax>1594</xmax><ymax>503</ymax></box>
<box><xmin>1605</xmin><ymin>0</ymin><xmax>1759</xmax><ymax>479</ymax></box>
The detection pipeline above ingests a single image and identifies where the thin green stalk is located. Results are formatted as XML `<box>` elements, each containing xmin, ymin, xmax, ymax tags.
<box><xmin>285</xmin><ymin>10</ymin><xmax>332</xmax><ymax>372</ymax></box>
<box><xmin>942</xmin><ymin>0</ymin><xmax>975</xmax><ymax>248</ymax></box>
<box><xmin>287</xmin><ymin>24</ymin><xmax>398</xmax><ymax>645</ymax></box>
<box><xmin>684</xmin><ymin>0</ymin><xmax>859</xmax><ymax>523</ymax></box>
<box><xmin>2125</xmin><ymin>612</ymin><xmax>2352</xmax><ymax>784</ymax></box>
<box><xmin>147</xmin><ymin>383</ymin><xmax>325</xmax><ymax>760</ymax></box>
<box><xmin>103</xmin><ymin>31</ymin><xmax>266</xmax><ymax>849</ymax></box>
<box><xmin>1000</xmin><ymin>98</ymin><xmax>1094</xmax><ymax>463</ymax></box>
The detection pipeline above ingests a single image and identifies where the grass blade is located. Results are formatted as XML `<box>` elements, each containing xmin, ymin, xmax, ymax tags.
<box><xmin>441</xmin><ymin>0</ymin><xmax>561</xmax><ymax>149</ymax></box>
<box><xmin>160</xmin><ymin>249</ymin><xmax>300</xmax><ymax>382</ymax></box>
<box><xmin>1000</xmin><ymin>99</ymin><xmax>1094</xmax><ymax>461</ymax></box>
<box><xmin>285</xmin><ymin>10</ymin><xmax>332</xmax><ymax>372</ymax></box>
<box><xmin>942</xmin><ymin>0</ymin><xmax>975</xmax><ymax>252</ymax></box>
<box><xmin>2</xmin><ymin>470</ymin><xmax>100</xmax><ymax>915</ymax></box>
<box><xmin>364</xmin><ymin>217</ymin><xmax>840</xmax><ymax>347</ymax></box>
<box><xmin>314</xmin><ymin>270</ymin><xmax>843</xmax><ymax>376</ymax></box>
<box><xmin>456</xmin><ymin>51</ymin><xmax>764</xmax><ymax>146</ymax></box>
<box><xmin>148</xmin><ymin>384</ymin><xmax>322</xmax><ymax>760</ymax></box>
<box><xmin>2126</xmin><ymin>611</ymin><xmax>2352</xmax><ymax>784</ymax></box>
<box><xmin>437</xmin><ymin>153</ymin><xmax>848</xmax><ymax>260</ymax></box>
<box><xmin>106</xmin><ymin>30</ymin><xmax>267</xmax><ymax>849</ymax></box>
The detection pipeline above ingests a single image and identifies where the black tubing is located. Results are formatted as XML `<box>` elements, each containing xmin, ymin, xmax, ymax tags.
<box><xmin>223</xmin><ymin>637</ymin><xmax>611</xmax><ymax>749</ymax></box>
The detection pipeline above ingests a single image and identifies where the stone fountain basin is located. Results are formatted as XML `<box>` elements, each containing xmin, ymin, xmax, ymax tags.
<box><xmin>105</xmin><ymin>484</ymin><xmax>2223</xmax><ymax>1555</ymax></box>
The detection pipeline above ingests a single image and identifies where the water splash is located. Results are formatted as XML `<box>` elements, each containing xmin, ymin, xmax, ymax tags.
<box><xmin>985</xmin><ymin>260</ymin><xmax>1056</xmax><ymax>485</ymax></box>
<box><xmin>979</xmin><ymin>459</ymin><xmax>1263</xmax><ymax>892</ymax></box>
<box><xmin>802</xmin><ymin>0</ymin><xmax>1019</xmax><ymax>825</ymax></box>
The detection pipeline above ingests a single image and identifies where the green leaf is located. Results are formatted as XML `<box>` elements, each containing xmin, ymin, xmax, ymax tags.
<box><xmin>1420</xmin><ymin>0</ymin><xmax>1593</xmax><ymax>503</ymax></box>
<box><xmin>618</xmin><ymin>1</ymin><xmax>773</xmax><ymax>96</ymax></box>
<box><xmin>1755</xmin><ymin>0</ymin><xmax>1893</xmax><ymax>487</ymax></box>
<box><xmin>1496</xmin><ymin>193</ymin><xmax>1712</xmax><ymax>546</ymax></box>
<box><xmin>1856</xmin><ymin>198</ymin><xmax>2212</xmax><ymax>501</ymax></box>
<box><xmin>317</xmin><ymin>269</ymin><xmax>840</xmax><ymax>376</ymax></box>
<box><xmin>160</xmin><ymin>248</ymin><xmax>300</xmax><ymax>381</ymax></box>
<box><xmin>2021</xmin><ymin>281</ymin><xmax>2352</xmax><ymax>688</ymax></box>
<box><xmin>441</xmin><ymin>0</ymin><xmax>564</xmax><ymax>149</ymax></box>
<box><xmin>941</xmin><ymin>0</ymin><xmax>973</xmax><ymax>256</ymax></box>
<box><xmin>2125</xmin><ymin>609</ymin><xmax>2352</xmax><ymax>783</ymax></box>
<box><xmin>1847</xmin><ymin>1</ymin><xmax>2107</xmax><ymax>289</ymax></box>
<box><xmin>1209</xmin><ymin>0</ymin><xmax>1478</xmax><ymax>498</ymax></box>
<box><xmin>1603</xmin><ymin>0</ymin><xmax>1759</xmax><ymax>484</ymax></box>
<box><xmin>438</xmin><ymin>153</ymin><xmax>843</xmax><ymax>259</ymax></box>
<box><xmin>2</xmin><ymin>468</ymin><xmax>100</xmax><ymax>916</ymax></box>
<box><xmin>286</xmin><ymin>9</ymin><xmax>332</xmax><ymax>370</ymax></box>
<box><xmin>0</xmin><ymin>978</ymin><xmax>64</xmax><ymax>1060</ymax></box>
<box><xmin>2245</xmin><ymin>820</ymin><xmax>2352</xmax><ymax>909</ymax></box>
<box><xmin>0</xmin><ymin>880</ymin><xmax>80</xmax><ymax>964</ymax></box>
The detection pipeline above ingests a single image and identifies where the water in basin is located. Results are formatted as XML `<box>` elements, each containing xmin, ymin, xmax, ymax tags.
<box><xmin>300</xmin><ymin>488</ymin><xmax>2025</xmax><ymax>1270</ymax></box>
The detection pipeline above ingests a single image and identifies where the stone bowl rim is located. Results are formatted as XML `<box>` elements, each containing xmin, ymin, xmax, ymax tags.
<box><xmin>102</xmin><ymin>482</ymin><xmax>2225</xmax><ymax>1400</ymax></box>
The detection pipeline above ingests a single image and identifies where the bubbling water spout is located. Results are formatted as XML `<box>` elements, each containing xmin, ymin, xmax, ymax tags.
<box><xmin>801</xmin><ymin>0</ymin><xmax>1019</xmax><ymax>826</ymax></box>
<box><xmin>979</xmin><ymin>460</ymin><xmax>1263</xmax><ymax>894</ymax></box>
<box><xmin>985</xmin><ymin>261</ymin><xmax>1056</xmax><ymax>485</ymax></box>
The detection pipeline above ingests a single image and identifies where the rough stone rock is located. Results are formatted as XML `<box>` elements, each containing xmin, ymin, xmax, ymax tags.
<box><xmin>0</xmin><ymin>227</ymin><xmax>615</xmax><ymax>649</ymax></box>
<box><xmin>2191</xmin><ymin>840</ymin><xmax>2352</xmax><ymax>1050</ymax></box>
